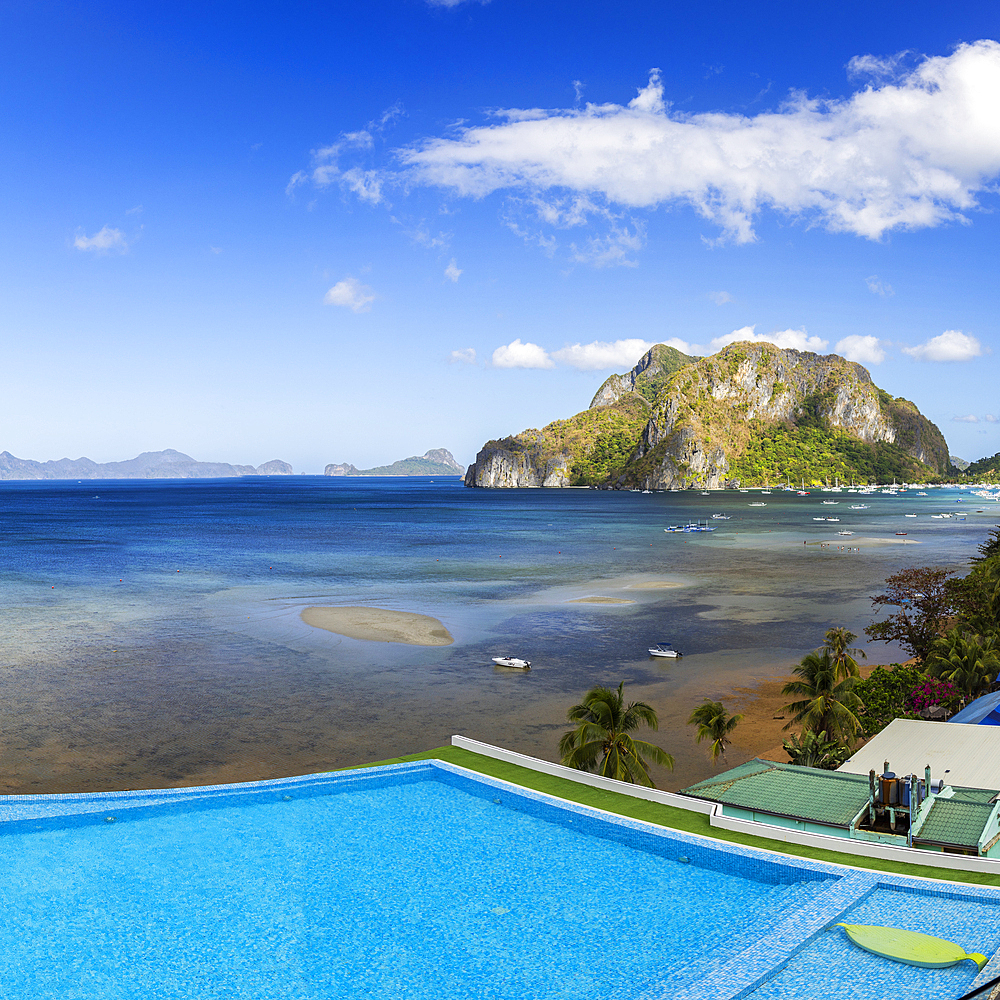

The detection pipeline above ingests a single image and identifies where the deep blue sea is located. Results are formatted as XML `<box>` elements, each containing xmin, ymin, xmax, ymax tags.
<box><xmin>0</xmin><ymin>477</ymin><xmax>994</xmax><ymax>793</ymax></box>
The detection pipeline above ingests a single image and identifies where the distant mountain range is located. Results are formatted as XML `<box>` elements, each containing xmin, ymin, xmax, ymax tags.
<box><xmin>0</xmin><ymin>449</ymin><xmax>293</xmax><ymax>480</ymax></box>
<box><xmin>325</xmin><ymin>448</ymin><xmax>463</xmax><ymax>477</ymax></box>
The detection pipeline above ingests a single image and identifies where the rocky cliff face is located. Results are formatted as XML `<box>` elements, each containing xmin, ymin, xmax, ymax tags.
<box><xmin>464</xmin><ymin>436</ymin><xmax>572</xmax><ymax>487</ymax></box>
<box><xmin>465</xmin><ymin>341</ymin><xmax>950</xmax><ymax>489</ymax></box>
<box><xmin>590</xmin><ymin>344</ymin><xmax>697</xmax><ymax>408</ymax></box>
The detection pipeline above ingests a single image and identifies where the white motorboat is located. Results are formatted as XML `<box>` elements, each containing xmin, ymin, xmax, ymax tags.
<box><xmin>492</xmin><ymin>656</ymin><xmax>531</xmax><ymax>670</ymax></box>
<box><xmin>648</xmin><ymin>643</ymin><xmax>681</xmax><ymax>658</ymax></box>
<box><xmin>748</xmin><ymin>502</ymin><xmax>767</xmax><ymax>507</ymax></box>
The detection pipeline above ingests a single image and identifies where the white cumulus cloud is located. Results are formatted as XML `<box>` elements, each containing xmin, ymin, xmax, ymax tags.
<box><xmin>444</xmin><ymin>259</ymin><xmax>462</xmax><ymax>282</ymax></box>
<box><xmin>450</xmin><ymin>347</ymin><xmax>476</xmax><ymax>364</ymax></box>
<box><xmin>708</xmin><ymin>326</ymin><xmax>829</xmax><ymax>354</ymax></box>
<box><xmin>74</xmin><ymin>226</ymin><xmax>128</xmax><ymax>253</ymax></box>
<box><xmin>986</xmin><ymin>414</ymin><xmax>999</xmax><ymax>423</ymax></box>
<box><xmin>395</xmin><ymin>41</ymin><xmax>1000</xmax><ymax>244</ymax></box>
<box><xmin>490</xmin><ymin>339</ymin><xmax>554</xmax><ymax>369</ymax></box>
<box><xmin>660</xmin><ymin>326</ymin><xmax>828</xmax><ymax>356</ymax></box>
<box><xmin>552</xmin><ymin>339</ymin><xmax>656</xmax><ymax>371</ymax></box>
<box><xmin>324</xmin><ymin>277</ymin><xmax>376</xmax><ymax>313</ymax></box>
<box><xmin>835</xmin><ymin>335</ymin><xmax>887</xmax><ymax>365</ymax></box>
<box><xmin>902</xmin><ymin>330</ymin><xmax>984</xmax><ymax>361</ymax></box>
<box><xmin>953</xmin><ymin>414</ymin><xmax>980</xmax><ymax>423</ymax></box>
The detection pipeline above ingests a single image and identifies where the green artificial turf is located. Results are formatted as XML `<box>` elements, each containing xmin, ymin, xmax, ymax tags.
<box><xmin>348</xmin><ymin>745</ymin><xmax>1000</xmax><ymax>888</ymax></box>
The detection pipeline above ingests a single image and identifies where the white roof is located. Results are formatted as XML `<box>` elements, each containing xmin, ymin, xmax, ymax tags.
<box><xmin>838</xmin><ymin>718</ymin><xmax>1000</xmax><ymax>791</ymax></box>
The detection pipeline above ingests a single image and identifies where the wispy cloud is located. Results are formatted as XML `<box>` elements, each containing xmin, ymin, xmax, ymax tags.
<box><xmin>450</xmin><ymin>347</ymin><xmax>476</xmax><ymax>364</ymax></box>
<box><xmin>835</xmin><ymin>335</ymin><xmax>887</xmax><ymax>365</ymax></box>
<box><xmin>902</xmin><ymin>330</ymin><xmax>985</xmax><ymax>362</ymax></box>
<box><xmin>426</xmin><ymin>0</ymin><xmax>489</xmax><ymax>6</ymax></box>
<box><xmin>490</xmin><ymin>339</ymin><xmax>554</xmax><ymax>369</ymax></box>
<box><xmin>953</xmin><ymin>414</ymin><xmax>980</xmax><ymax>423</ymax></box>
<box><xmin>709</xmin><ymin>291</ymin><xmax>733</xmax><ymax>305</ymax></box>
<box><xmin>986</xmin><ymin>414</ymin><xmax>999</xmax><ymax>423</ymax></box>
<box><xmin>324</xmin><ymin>277</ymin><xmax>375</xmax><ymax>313</ymax></box>
<box><xmin>444</xmin><ymin>259</ymin><xmax>462</xmax><ymax>282</ymax></box>
<box><xmin>310</xmin><ymin>40</ymin><xmax>1000</xmax><ymax>248</ymax></box>
<box><xmin>74</xmin><ymin>226</ymin><xmax>128</xmax><ymax>254</ymax></box>
<box><xmin>865</xmin><ymin>275</ymin><xmax>894</xmax><ymax>296</ymax></box>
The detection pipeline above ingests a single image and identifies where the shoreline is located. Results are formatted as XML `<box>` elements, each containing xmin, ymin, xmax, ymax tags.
<box><xmin>722</xmin><ymin>660</ymin><xmax>886</xmax><ymax>765</ymax></box>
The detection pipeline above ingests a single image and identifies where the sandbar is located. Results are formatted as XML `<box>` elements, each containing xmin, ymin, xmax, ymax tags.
<box><xmin>626</xmin><ymin>581</ymin><xmax>683</xmax><ymax>590</ymax></box>
<box><xmin>565</xmin><ymin>597</ymin><xmax>636</xmax><ymax>605</ymax></box>
<box><xmin>301</xmin><ymin>606</ymin><xmax>453</xmax><ymax>646</ymax></box>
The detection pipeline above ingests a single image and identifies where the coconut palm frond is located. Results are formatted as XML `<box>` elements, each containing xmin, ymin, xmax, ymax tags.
<box><xmin>560</xmin><ymin>681</ymin><xmax>673</xmax><ymax>785</ymax></box>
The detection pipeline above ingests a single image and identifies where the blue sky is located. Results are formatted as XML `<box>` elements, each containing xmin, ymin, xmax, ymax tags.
<box><xmin>2</xmin><ymin>1</ymin><xmax>999</xmax><ymax>472</ymax></box>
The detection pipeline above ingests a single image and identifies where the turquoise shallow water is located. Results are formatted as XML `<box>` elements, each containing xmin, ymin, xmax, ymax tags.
<box><xmin>0</xmin><ymin>477</ymin><xmax>995</xmax><ymax>791</ymax></box>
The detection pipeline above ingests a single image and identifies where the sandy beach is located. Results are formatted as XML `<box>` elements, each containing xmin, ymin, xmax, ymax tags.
<box><xmin>565</xmin><ymin>596</ymin><xmax>636</xmax><ymax>604</ymax></box>
<box><xmin>722</xmin><ymin>660</ymin><xmax>885</xmax><ymax>764</ymax></box>
<box><xmin>301</xmin><ymin>606</ymin><xmax>454</xmax><ymax>646</ymax></box>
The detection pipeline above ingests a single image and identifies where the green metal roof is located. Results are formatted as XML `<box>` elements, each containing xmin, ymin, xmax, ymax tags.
<box><xmin>913</xmin><ymin>798</ymin><xmax>995</xmax><ymax>850</ymax></box>
<box><xmin>947</xmin><ymin>786</ymin><xmax>999</xmax><ymax>804</ymax></box>
<box><xmin>682</xmin><ymin>759</ymin><xmax>871</xmax><ymax>828</ymax></box>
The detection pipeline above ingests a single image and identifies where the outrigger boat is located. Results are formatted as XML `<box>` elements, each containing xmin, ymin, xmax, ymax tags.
<box><xmin>492</xmin><ymin>656</ymin><xmax>531</xmax><ymax>670</ymax></box>
<box><xmin>648</xmin><ymin>642</ymin><xmax>682</xmax><ymax>658</ymax></box>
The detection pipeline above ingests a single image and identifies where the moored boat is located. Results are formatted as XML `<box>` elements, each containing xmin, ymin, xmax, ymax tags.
<box><xmin>492</xmin><ymin>656</ymin><xmax>531</xmax><ymax>670</ymax></box>
<box><xmin>648</xmin><ymin>642</ymin><xmax>681</xmax><ymax>658</ymax></box>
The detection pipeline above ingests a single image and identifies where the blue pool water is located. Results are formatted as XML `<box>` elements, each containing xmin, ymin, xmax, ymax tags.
<box><xmin>1</xmin><ymin>762</ymin><xmax>998</xmax><ymax>1000</ymax></box>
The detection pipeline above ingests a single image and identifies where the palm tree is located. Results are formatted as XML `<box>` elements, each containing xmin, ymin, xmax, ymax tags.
<box><xmin>925</xmin><ymin>629</ymin><xmax>1000</xmax><ymax>700</ymax></box>
<box><xmin>559</xmin><ymin>681</ymin><xmax>674</xmax><ymax>786</ymax></box>
<box><xmin>688</xmin><ymin>700</ymin><xmax>743</xmax><ymax>764</ymax></box>
<box><xmin>781</xmin><ymin>648</ymin><xmax>863</xmax><ymax>741</ymax></box>
<box><xmin>823</xmin><ymin>626</ymin><xmax>865</xmax><ymax>680</ymax></box>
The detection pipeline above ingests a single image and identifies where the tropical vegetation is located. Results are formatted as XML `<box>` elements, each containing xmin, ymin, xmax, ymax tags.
<box><xmin>781</xmin><ymin>646</ymin><xmax>863</xmax><ymax>742</ymax></box>
<box><xmin>781</xmin><ymin>730</ymin><xmax>853</xmax><ymax>770</ymax></box>
<box><xmin>559</xmin><ymin>681</ymin><xmax>674</xmax><ymax>786</ymax></box>
<box><xmin>688</xmin><ymin>700</ymin><xmax>743</xmax><ymax>764</ymax></box>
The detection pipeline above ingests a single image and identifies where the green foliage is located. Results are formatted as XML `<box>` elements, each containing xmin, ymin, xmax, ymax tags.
<box><xmin>853</xmin><ymin>664</ymin><xmax>923</xmax><ymax>739</ymax></box>
<box><xmin>359</xmin><ymin>457</ymin><xmax>462</xmax><ymax>476</ymax></box>
<box><xmin>570</xmin><ymin>427</ymin><xmax>643</xmax><ymax>485</ymax></box>
<box><xmin>727</xmin><ymin>420</ymin><xmax>946</xmax><ymax>487</ymax></box>
<box><xmin>688</xmin><ymin>700</ymin><xmax>744</xmax><ymax>764</ymax></box>
<box><xmin>864</xmin><ymin>566</ymin><xmax>957</xmax><ymax>661</ymax></box>
<box><xmin>631</xmin><ymin>345</ymin><xmax>698</xmax><ymax>403</ymax></box>
<box><xmin>924</xmin><ymin>629</ymin><xmax>1000</xmax><ymax>699</ymax></box>
<box><xmin>781</xmin><ymin>648</ymin><xmax>863</xmax><ymax>740</ymax></box>
<box><xmin>782</xmin><ymin>730</ymin><xmax>853</xmax><ymax>770</ymax></box>
<box><xmin>962</xmin><ymin>452</ymin><xmax>1000</xmax><ymax>479</ymax></box>
<box><xmin>559</xmin><ymin>681</ymin><xmax>674</xmax><ymax>787</ymax></box>
<box><xmin>823</xmin><ymin>627</ymin><xmax>865</xmax><ymax>679</ymax></box>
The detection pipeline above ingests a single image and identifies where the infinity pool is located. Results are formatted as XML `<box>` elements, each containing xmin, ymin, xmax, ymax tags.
<box><xmin>0</xmin><ymin>762</ymin><xmax>997</xmax><ymax>999</ymax></box>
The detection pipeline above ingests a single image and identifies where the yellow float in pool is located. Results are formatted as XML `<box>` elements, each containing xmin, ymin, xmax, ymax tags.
<box><xmin>836</xmin><ymin>923</ymin><xmax>988</xmax><ymax>970</ymax></box>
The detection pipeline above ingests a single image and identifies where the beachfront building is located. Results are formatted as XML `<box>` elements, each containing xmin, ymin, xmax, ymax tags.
<box><xmin>682</xmin><ymin>757</ymin><xmax>1000</xmax><ymax>859</ymax></box>
<box><xmin>838</xmin><ymin>718</ymin><xmax>1000</xmax><ymax>790</ymax></box>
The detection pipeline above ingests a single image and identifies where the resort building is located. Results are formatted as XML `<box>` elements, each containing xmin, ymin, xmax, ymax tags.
<box><xmin>682</xmin><ymin>756</ymin><xmax>1000</xmax><ymax>859</ymax></box>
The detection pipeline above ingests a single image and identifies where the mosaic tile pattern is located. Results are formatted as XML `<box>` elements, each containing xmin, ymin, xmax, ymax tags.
<box><xmin>0</xmin><ymin>760</ymin><xmax>998</xmax><ymax>999</ymax></box>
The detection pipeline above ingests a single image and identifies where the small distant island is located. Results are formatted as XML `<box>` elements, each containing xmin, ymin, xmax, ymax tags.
<box><xmin>325</xmin><ymin>448</ymin><xmax>463</xmax><ymax>477</ymax></box>
<box><xmin>0</xmin><ymin>449</ymin><xmax>293</xmax><ymax>480</ymax></box>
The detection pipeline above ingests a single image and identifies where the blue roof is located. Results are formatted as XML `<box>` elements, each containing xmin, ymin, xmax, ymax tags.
<box><xmin>949</xmin><ymin>690</ymin><xmax>1000</xmax><ymax>726</ymax></box>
